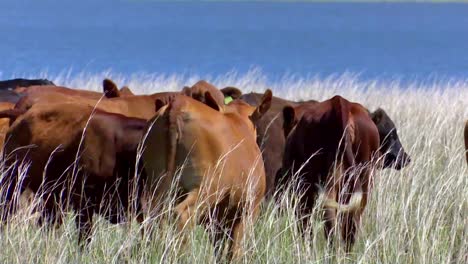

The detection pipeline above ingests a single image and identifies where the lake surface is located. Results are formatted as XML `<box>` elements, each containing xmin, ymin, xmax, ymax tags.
<box><xmin>1</xmin><ymin>1</ymin><xmax>468</xmax><ymax>81</ymax></box>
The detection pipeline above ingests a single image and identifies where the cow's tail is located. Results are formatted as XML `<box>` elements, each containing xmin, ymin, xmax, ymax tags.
<box><xmin>150</xmin><ymin>99</ymin><xmax>180</xmax><ymax>203</ymax></box>
<box><xmin>331</xmin><ymin>95</ymin><xmax>355</xmax><ymax>169</ymax></box>
<box><xmin>322</xmin><ymin>190</ymin><xmax>363</xmax><ymax>213</ymax></box>
<box><xmin>322</xmin><ymin>96</ymin><xmax>362</xmax><ymax>213</ymax></box>
<box><xmin>166</xmin><ymin>102</ymin><xmax>179</xmax><ymax>191</ymax></box>
<box><xmin>464</xmin><ymin>120</ymin><xmax>468</xmax><ymax>165</ymax></box>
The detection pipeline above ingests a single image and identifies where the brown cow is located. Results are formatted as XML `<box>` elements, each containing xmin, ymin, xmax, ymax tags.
<box><xmin>14</xmin><ymin>78</ymin><xmax>124</xmax><ymax>101</ymax></box>
<box><xmin>221</xmin><ymin>89</ymin><xmax>410</xmax><ymax>197</ymax></box>
<box><xmin>14</xmin><ymin>85</ymin><xmax>109</xmax><ymax>99</ymax></box>
<box><xmin>13</xmin><ymin>88</ymin><xmax>178</xmax><ymax>120</ymax></box>
<box><xmin>0</xmin><ymin>80</ymin><xmax>131</xmax><ymax>148</ymax></box>
<box><xmin>142</xmin><ymin>90</ymin><xmax>272</xmax><ymax>260</ymax></box>
<box><xmin>276</xmin><ymin>95</ymin><xmax>380</xmax><ymax>251</ymax></box>
<box><xmin>0</xmin><ymin>79</ymin><xmax>55</xmax><ymax>104</ymax></box>
<box><xmin>12</xmin><ymin>80</ymin><xmax>228</xmax><ymax>124</ymax></box>
<box><xmin>12</xmin><ymin>79</ymin><xmax>224</xmax><ymax>121</ymax></box>
<box><xmin>1</xmin><ymin>102</ymin><xmax>146</xmax><ymax>244</ymax></box>
<box><xmin>223</xmin><ymin>90</ymin><xmax>317</xmax><ymax>197</ymax></box>
<box><xmin>0</xmin><ymin>81</ymin><xmax>123</xmax><ymax>148</ymax></box>
<box><xmin>4</xmin><ymin>80</ymin><xmax>148</xmax><ymax>131</ymax></box>
<box><xmin>10</xmin><ymin>79</ymin><xmax>126</xmax><ymax>119</ymax></box>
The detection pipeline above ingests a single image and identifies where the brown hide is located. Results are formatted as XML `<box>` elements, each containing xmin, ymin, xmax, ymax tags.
<box><xmin>277</xmin><ymin>95</ymin><xmax>380</xmax><ymax>251</ymax></box>
<box><xmin>13</xmin><ymin>90</ymin><xmax>179</xmax><ymax>120</ymax></box>
<box><xmin>142</xmin><ymin>91</ymin><xmax>272</xmax><ymax>260</ymax></box>
<box><xmin>1</xmin><ymin>102</ymin><xmax>146</xmax><ymax>244</ymax></box>
<box><xmin>231</xmin><ymin>92</ymin><xmax>318</xmax><ymax>197</ymax></box>
<box><xmin>224</xmin><ymin>90</ymin><xmax>410</xmax><ymax>197</ymax></box>
<box><xmin>14</xmin><ymin>85</ymin><xmax>106</xmax><ymax>99</ymax></box>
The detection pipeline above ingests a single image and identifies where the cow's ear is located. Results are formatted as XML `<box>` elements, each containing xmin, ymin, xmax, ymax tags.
<box><xmin>220</xmin><ymin>86</ymin><xmax>243</xmax><ymax>100</ymax></box>
<box><xmin>119</xmin><ymin>86</ymin><xmax>134</xmax><ymax>96</ymax></box>
<box><xmin>371</xmin><ymin>108</ymin><xmax>384</xmax><ymax>124</ymax></box>
<box><xmin>250</xmin><ymin>89</ymin><xmax>272</xmax><ymax>123</ymax></box>
<box><xmin>155</xmin><ymin>99</ymin><xmax>166</xmax><ymax>112</ymax></box>
<box><xmin>103</xmin><ymin>79</ymin><xmax>120</xmax><ymax>98</ymax></box>
<box><xmin>204</xmin><ymin>91</ymin><xmax>222</xmax><ymax>112</ymax></box>
<box><xmin>283</xmin><ymin>105</ymin><xmax>297</xmax><ymax>137</ymax></box>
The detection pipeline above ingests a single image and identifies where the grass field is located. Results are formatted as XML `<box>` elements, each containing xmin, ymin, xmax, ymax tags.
<box><xmin>0</xmin><ymin>72</ymin><xmax>466</xmax><ymax>263</ymax></box>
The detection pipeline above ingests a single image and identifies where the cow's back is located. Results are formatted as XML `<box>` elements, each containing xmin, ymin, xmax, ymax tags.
<box><xmin>17</xmin><ymin>85</ymin><xmax>102</xmax><ymax>98</ymax></box>
<box><xmin>144</xmin><ymin>95</ymin><xmax>265</xmax><ymax>204</ymax></box>
<box><xmin>4</xmin><ymin>103</ymin><xmax>90</xmax><ymax>191</ymax></box>
<box><xmin>16</xmin><ymin>91</ymin><xmax>178</xmax><ymax>120</ymax></box>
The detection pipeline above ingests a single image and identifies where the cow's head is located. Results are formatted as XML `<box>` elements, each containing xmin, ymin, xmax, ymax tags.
<box><xmin>183</xmin><ymin>80</ymin><xmax>226</xmax><ymax>108</ymax></box>
<box><xmin>221</xmin><ymin>89</ymin><xmax>272</xmax><ymax>134</ymax></box>
<box><xmin>220</xmin><ymin>86</ymin><xmax>243</xmax><ymax>101</ymax></box>
<box><xmin>371</xmin><ymin>108</ymin><xmax>411</xmax><ymax>170</ymax></box>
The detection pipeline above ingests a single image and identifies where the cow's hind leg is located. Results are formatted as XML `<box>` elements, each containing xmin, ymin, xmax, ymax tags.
<box><xmin>75</xmin><ymin>196</ymin><xmax>95</xmax><ymax>248</ymax></box>
<box><xmin>340</xmin><ymin>211</ymin><xmax>361</xmax><ymax>252</ymax></box>
<box><xmin>37</xmin><ymin>195</ymin><xmax>62</xmax><ymax>228</ymax></box>
<box><xmin>227</xmin><ymin>200</ymin><xmax>262</xmax><ymax>262</ymax></box>
<box><xmin>324</xmin><ymin>207</ymin><xmax>338</xmax><ymax>249</ymax></box>
<box><xmin>174</xmin><ymin>190</ymin><xmax>199</xmax><ymax>249</ymax></box>
<box><xmin>323</xmin><ymin>188</ymin><xmax>338</xmax><ymax>248</ymax></box>
<box><xmin>0</xmin><ymin>168</ymin><xmax>24</xmax><ymax>224</ymax></box>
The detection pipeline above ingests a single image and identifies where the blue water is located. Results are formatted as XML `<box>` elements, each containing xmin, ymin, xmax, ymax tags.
<box><xmin>1</xmin><ymin>1</ymin><xmax>468</xmax><ymax>81</ymax></box>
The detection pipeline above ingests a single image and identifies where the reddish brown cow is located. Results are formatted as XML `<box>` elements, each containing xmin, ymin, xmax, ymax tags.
<box><xmin>0</xmin><ymin>80</ymin><xmax>128</xmax><ymax>147</ymax></box>
<box><xmin>13</xmin><ymin>79</ymin><xmax>129</xmax><ymax>111</ymax></box>
<box><xmin>13</xmin><ymin>78</ymin><xmax>126</xmax><ymax>99</ymax></box>
<box><xmin>222</xmin><ymin>90</ymin><xmax>317</xmax><ymax>197</ymax></box>
<box><xmin>14</xmin><ymin>84</ymin><xmax>110</xmax><ymax>99</ymax></box>
<box><xmin>221</xmin><ymin>89</ymin><xmax>410</xmax><ymax>197</ymax></box>
<box><xmin>12</xmin><ymin>88</ymin><xmax>178</xmax><ymax>121</ymax></box>
<box><xmin>1</xmin><ymin>102</ymin><xmax>146</xmax><ymax>244</ymax></box>
<box><xmin>142</xmin><ymin>90</ymin><xmax>272</xmax><ymax>260</ymax></box>
<box><xmin>0</xmin><ymin>78</ymin><xmax>55</xmax><ymax>104</ymax></box>
<box><xmin>276</xmin><ymin>95</ymin><xmax>380</xmax><ymax>251</ymax></box>
<box><xmin>12</xmin><ymin>80</ymin><xmax>224</xmax><ymax>121</ymax></box>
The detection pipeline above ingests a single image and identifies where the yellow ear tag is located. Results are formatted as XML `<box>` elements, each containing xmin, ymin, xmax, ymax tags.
<box><xmin>224</xmin><ymin>96</ymin><xmax>233</xmax><ymax>105</ymax></box>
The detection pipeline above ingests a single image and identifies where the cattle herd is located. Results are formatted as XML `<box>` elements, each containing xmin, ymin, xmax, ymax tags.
<box><xmin>0</xmin><ymin>78</ymin><xmax>465</xmax><ymax>260</ymax></box>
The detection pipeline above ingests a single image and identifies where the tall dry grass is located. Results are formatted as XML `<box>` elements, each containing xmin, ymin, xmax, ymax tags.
<box><xmin>0</xmin><ymin>71</ymin><xmax>466</xmax><ymax>263</ymax></box>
